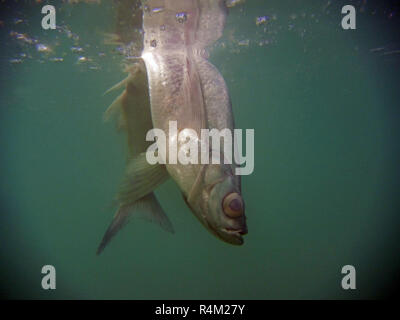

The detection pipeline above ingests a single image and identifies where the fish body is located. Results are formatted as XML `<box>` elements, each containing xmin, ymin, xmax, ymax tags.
<box><xmin>97</xmin><ymin>0</ymin><xmax>247</xmax><ymax>253</ymax></box>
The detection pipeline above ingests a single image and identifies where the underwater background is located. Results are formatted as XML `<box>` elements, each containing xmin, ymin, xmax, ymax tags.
<box><xmin>0</xmin><ymin>0</ymin><xmax>399</xmax><ymax>299</ymax></box>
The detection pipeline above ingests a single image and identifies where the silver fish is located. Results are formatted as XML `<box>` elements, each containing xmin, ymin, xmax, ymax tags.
<box><xmin>97</xmin><ymin>0</ymin><xmax>247</xmax><ymax>254</ymax></box>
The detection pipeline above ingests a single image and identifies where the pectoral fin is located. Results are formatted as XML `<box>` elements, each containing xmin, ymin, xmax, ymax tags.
<box><xmin>103</xmin><ymin>75</ymin><xmax>131</xmax><ymax>96</ymax></box>
<box><xmin>104</xmin><ymin>91</ymin><xmax>124</xmax><ymax>121</ymax></box>
<box><xmin>96</xmin><ymin>193</ymin><xmax>174</xmax><ymax>255</ymax></box>
<box><xmin>102</xmin><ymin>61</ymin><xmax>146</xmax><ymax>123</ymax></box>
<box><xmin>117</xmin><ymin>152</ymin><xmax>169</xmax><ymax>206</ymax></box>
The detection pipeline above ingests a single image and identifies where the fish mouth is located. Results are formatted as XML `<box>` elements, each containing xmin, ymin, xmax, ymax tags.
<box><xmin>220</xmin><ymin>227</ymin><xmax>247</xmax><ymax>245</ymax></box>
<box><xmin>203</xmin><ymin>217</ymin><xmax>247</xmax><ymax>245</ymax></box>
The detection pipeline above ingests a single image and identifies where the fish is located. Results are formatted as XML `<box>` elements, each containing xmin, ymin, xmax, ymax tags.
<box><xmin>97</xmin><ymin>0</ymin><xmax>247</xmax><ymax>254</ymax></box>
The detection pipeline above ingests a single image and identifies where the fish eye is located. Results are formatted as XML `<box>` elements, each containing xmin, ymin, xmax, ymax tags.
<box><xmin>222</xmin><ymin>192</ymin><xmax>244</xmax><ymax>218</ymax></box>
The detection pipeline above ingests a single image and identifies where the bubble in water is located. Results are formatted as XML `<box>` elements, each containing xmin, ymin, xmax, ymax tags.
<box><xmin>9</xmin><ymin>58</ymin><xmax>23</xmax><ymax>64</ymax></box>
<box><xmin>152</xmin><ymin>7</ymin><xmax>164</xmax><ymax>14</ymax></box>
<box><xmin>36</xmin><ymin>43</ymin><xmax>51</xmax><ymax>53</ymax></box>
<box><xmin>77</xmin><ymin>56</ymin><xmax>88</xmax><ymax>63</ymax></box>
<box><xmin>176</xmin><ymin>12</ymin><xmax>187</xmax><ymax>23</ymax></box>
<box><xmin>71</xmin><ymin>46</ymin><xmax>84</xmax><ymax>53</ymax></box>
<box><xmin>13</xmin><ymin>18</ymin><xmax>24</xmax><ymax>25</ymax></box>
<box><xmin>10</xmin><ymin>31</ymin><xmax>37</xmax><ymax>45</ymax></box>
<box><xmin>226</xmin><ymin>0</ymin><xmax>246</xmax><ymax>8</ymax></box>
<box><xmin>256</xmin><ymin>16</ymin><xmax>269</xmax><ymax>26</ymax></box>
<box><xmin>49</xmin><ymin>57</ymin><xmax>64</xmax><ymax>63</ymax></box>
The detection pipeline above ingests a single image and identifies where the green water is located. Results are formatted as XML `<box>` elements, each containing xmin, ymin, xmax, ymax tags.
<box><xmin>1</xmin><ymin>0</ymin><xmax>399</xmax><ymax>299</ymax></box>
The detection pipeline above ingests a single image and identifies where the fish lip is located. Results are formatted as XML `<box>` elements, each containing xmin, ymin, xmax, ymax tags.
<box><xmin>221</xmin><ymin>227</ymin><xmax>247</xmax><ymax>243</ymax></box>
<box><xmin>204</xmin><ymin>219</ymin><xmax>246</xmax><ymax>244</ymax></box>
<box><xmin>222</xmin><ymin>227</ymin><xmax>248</xmax><ymax>236</ymax></box>
<box><xmin>220</xmin><ymin>228</ymin><xmax>245</xmax><ymax>245</ymax></box>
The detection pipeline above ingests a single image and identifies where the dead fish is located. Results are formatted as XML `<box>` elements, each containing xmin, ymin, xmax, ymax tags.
<box><xmin>97</xmin><ymin>61</ymin><xmax>174</xmax><ymax>255</ymax></box>
<box><xmin>97</xmin><ymin>0</ymin><xmax>247</xmax><ymax>254</ymax></box>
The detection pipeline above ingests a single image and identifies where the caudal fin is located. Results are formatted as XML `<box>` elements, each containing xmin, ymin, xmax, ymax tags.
<box><xmin>96</xmin><ymin>193</ymin><xmax>174</xmax><ymax>255</ymax></box>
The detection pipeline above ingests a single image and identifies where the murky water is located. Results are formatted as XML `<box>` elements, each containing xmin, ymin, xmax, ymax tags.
<box><xmin>1</xmin><ymin>0</ymin><xmax>399</xmax><ymax>299</ymax></box>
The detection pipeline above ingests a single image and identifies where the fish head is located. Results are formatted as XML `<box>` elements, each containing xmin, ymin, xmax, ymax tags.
<box><xmin>187</xmin><ymin>164</ymin><xmax>247</xmax><ymax>245</ymax></box>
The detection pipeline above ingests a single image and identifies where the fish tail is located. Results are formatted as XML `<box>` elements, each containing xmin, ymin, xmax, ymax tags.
<box><xmin>96</xmin><ymin>193</ymin><xmax>174</xmax><ymax>255</ymax></box>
